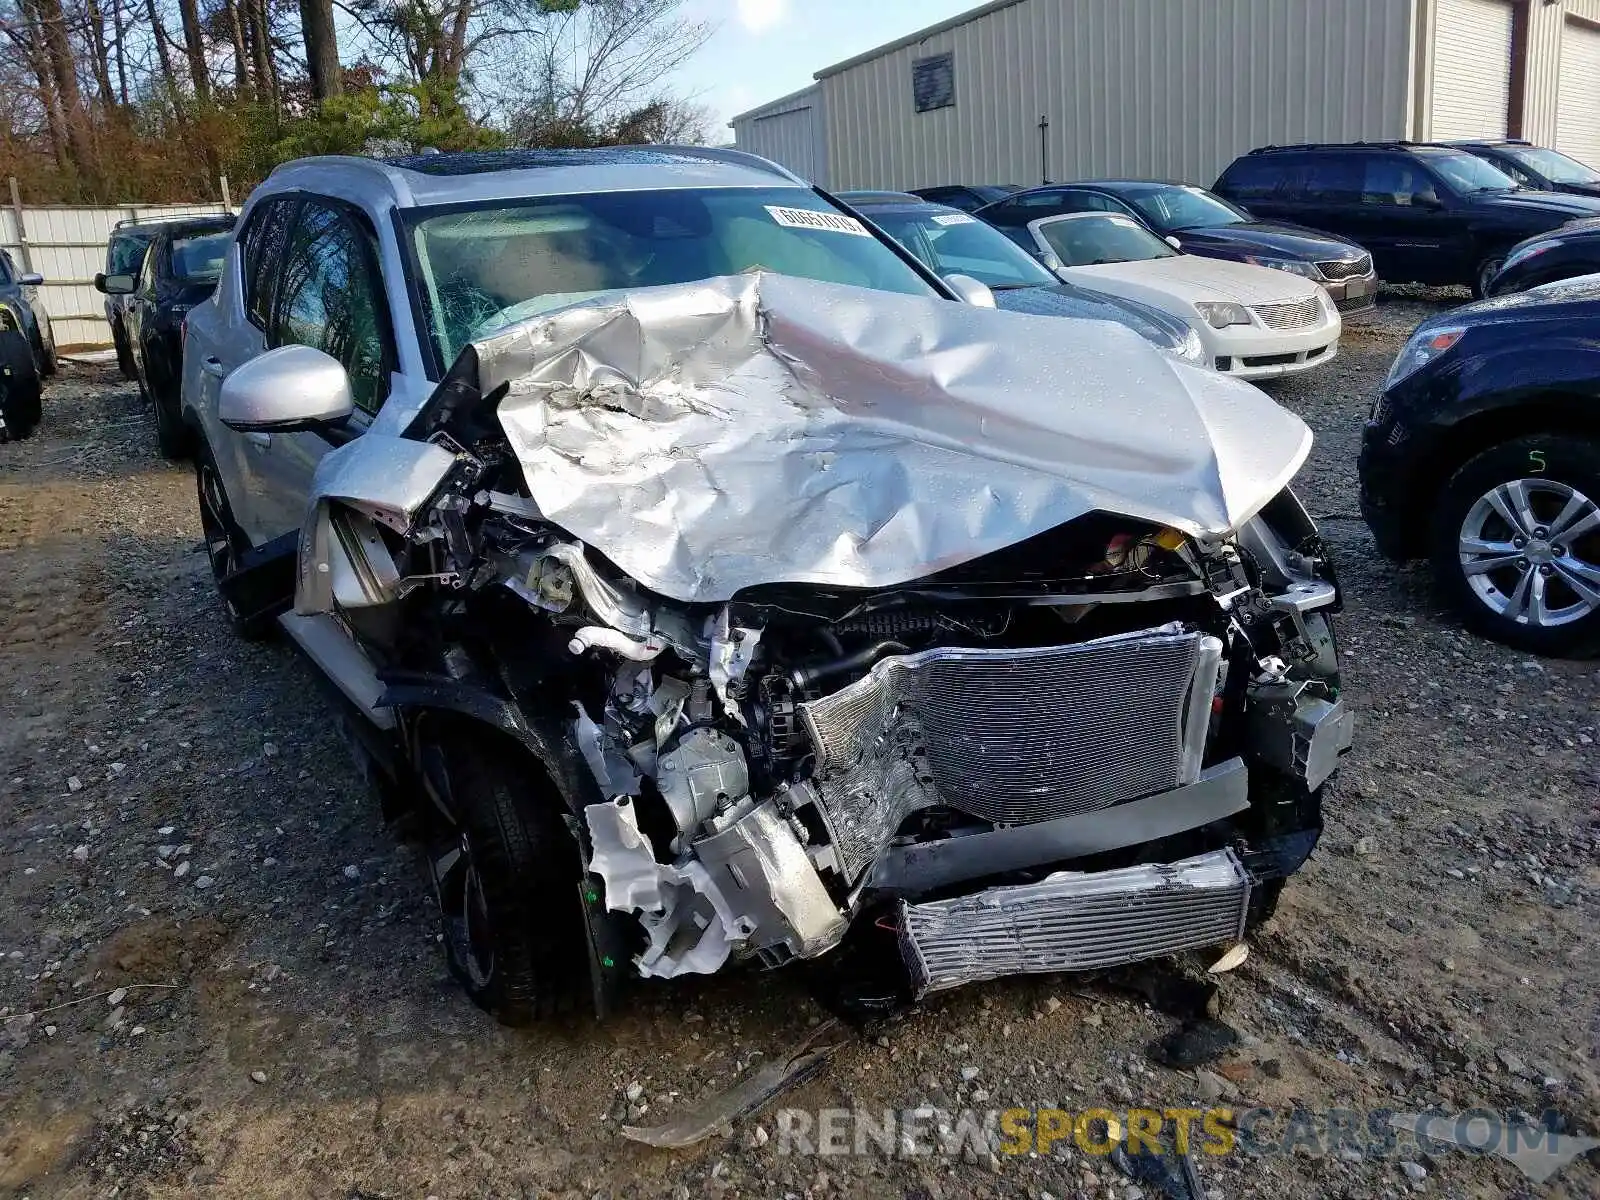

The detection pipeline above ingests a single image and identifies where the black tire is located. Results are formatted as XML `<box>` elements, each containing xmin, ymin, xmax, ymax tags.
<box><xmin>113</xmin><ymin>322</ymin><xmax>137</xmax><ymax>379</ymax></box>
<box><xmin>1473</xmin><ymin>255</ymin><xmax>1505</xmax><ymax>300</ymax></box>
<box><xmin>0</xmin><ymin>329</ymin><xmax>42</xmax><ymax>440</ymax></box>
<box><xmin>154</xmin><ymin>394</ymin><xmax>190</xmax><ymax>459</ymax></box>
<box><xmin>1430</xmin><ymin>433</ymin><xmax>1600</xmax><ymax>657</ymax></box>
<box><xmin>38</xmin><ymin>320</ymin><xmax>56</xmax><ymax>377</ymax></box>
<box><xmin>414</xmin><ymin>721</ymin><xmax>590</xmax><ymax>1026</ymax></box>
<box><xmin>150</xmin><ymin>363</ymin><xmax>192</xmax><ymax>460</ymax></box>
<box><xmin>194</xmin><ymin>450</ymin><xmax>275</xmax><ymax>640</ymax></box>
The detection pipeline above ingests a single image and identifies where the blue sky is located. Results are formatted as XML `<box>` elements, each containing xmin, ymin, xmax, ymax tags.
<box><xmin>677</xmin><ymin>0</ymin><xmax>983</xmax><ymax>137</ymax></box>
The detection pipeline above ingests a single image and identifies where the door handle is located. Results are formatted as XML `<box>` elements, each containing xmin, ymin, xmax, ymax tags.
<box><xmin>244</xmin><ymin>431</ymin><xmax>271</xmax><ymax>449</ymax></box>
<box><xmin>201</xmin><ymin>356</ymin><xmax>227</xmax><ymax>378</ymax></box>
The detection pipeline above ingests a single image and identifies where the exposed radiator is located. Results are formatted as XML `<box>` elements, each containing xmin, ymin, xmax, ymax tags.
<box><xmin>898</xmin><ymin>848</ymin><xmax>1251</xmax><ymax>996</ymax></box>
<box><xmin>799</xmin><ymin>624</ymin><xmax>1223</xmax><ymax>882</ymax></box>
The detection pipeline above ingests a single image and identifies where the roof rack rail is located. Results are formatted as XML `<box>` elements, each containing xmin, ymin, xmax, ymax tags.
<box><xmin>1247</xmin><ymin>140</ymin><xmax>1418</xmax><ymax>155</ymax></box>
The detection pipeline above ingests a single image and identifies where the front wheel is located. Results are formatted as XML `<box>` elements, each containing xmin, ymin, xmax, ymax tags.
<box><xmin>195</xmin><ymin>452</ymin><xmax>274</xmax><ymax>640</ymax></box>
<box><xmin>413</xmin><ymin>720</ymin><xmax>591</xmax><ymax>1026</ymax></box>
<box><xmin>1431</xmin><ymin>434</ymin><xmax>1600</xmax><ymax>657</ymax></box>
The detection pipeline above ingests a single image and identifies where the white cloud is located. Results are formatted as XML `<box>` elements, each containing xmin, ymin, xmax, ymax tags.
<box><xmin>736</xmin><ymin>0</ymin><xmax>789</xmax><ymax>35</ymax></box>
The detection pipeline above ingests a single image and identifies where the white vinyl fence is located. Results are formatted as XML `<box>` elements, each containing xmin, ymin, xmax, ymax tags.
<box><xmin>0</xmin><ymin>178</ymin><xmax>236</xmax><ymax>349</ymax></box>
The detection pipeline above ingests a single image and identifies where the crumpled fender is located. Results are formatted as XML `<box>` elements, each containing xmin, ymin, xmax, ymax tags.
<box><xmin>295</xmin><ymin>436</ymin><xmax>458</xmax><ymax>615</ymax></box>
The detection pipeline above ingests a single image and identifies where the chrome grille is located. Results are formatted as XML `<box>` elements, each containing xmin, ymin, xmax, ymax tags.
<box><xmin>899</xmin><ymin>849</ymin><xmax>1251</xmax><ymax>995</ymax></box>
<box><xmin>1250</xmin><ymin>296</ymin><xmax>1324</xmax><ymax>329</ymax></box>
<box><xmin>1315</xmin><ymin>254</ymin><xmax>1372</xmax><ymax>281</ymax></box>
<box><xmin>799</xmin><ymin>624</ymin><xmax>1223</xmax><ymax>882</ymax></box>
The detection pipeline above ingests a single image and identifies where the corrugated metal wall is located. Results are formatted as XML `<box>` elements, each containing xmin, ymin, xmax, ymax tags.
<box><xmin>730</xmin><ymin>85</ymin><xmax>831</xmax><ymax>186</ymax></box>
<box><xmin>820</xmin><ymin>0</ymin><xmax>1417</xmax><ymax>191</ymax></box>
<box><xmin>1519</xmin><ymin>0</ymin><xmax>1600</xmax><ymax>147</ymax></box>
<box><xmin>0</xmin><ymin>203</ymin><xmax>233</xmax><ymax>348</ymax></box>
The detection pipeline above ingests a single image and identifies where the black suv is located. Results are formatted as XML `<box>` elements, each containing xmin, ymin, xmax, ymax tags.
<box><xmin>1215</xmin><ymin>142</ymin><xmax>1600</xmax><ymax>296</ymax></box>
<box><xmin>1361</xmin><ymin>279</ymin><xmax>1600</xmax><ymax>656</ymax></box>
<box><xmin>1448</xmin><ymin>140</ymin><xmax>1600</xmax><ymax>200</ymax></box>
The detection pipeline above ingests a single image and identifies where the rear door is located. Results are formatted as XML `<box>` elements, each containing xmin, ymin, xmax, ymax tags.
<box><xmin>246</xmin><ymin>197</ymin><xmax>394</xmax><ymax>540</ymax></box>
<box><xmin>1272</xmin><ymin>153</ymin><xmax>1365</xmax><ymax>240</ymax></box>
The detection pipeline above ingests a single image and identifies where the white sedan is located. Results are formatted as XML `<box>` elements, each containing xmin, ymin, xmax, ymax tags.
<box><xmin>1022</xmin><ymin>213</ymin><xmax>1341</xmax><ymax>379</ymax></box>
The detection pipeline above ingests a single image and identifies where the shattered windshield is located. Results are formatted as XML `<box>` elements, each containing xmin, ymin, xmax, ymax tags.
<box><xmin>405</xmin><ymin>187</ymin><xmax>940</xmax><ymax>363</ymax></box>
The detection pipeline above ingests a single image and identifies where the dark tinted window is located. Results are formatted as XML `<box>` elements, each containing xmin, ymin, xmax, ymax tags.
<box><xmin>1016</xmin><ymin>190</ymin><xmax>1070</xmax><ymax>207</ymax></box>
<box><xmin>171</xmin><ymin>231</ymin><xmax>232</xmax><ymax>281</ymax></box>
<box><xmin>270</xmin><ymin>201</ymin><xmax>388</xmax><ymax>414</ymax></box>
<box><xmin>1303</xmin><ymin>155</ymin><xmax>1363</xmax><ymax>203</ymax></box>
<box><xmin>1216</xmin><ymin>157</ymin><xmax>1285</xmax><ymax>201</ymax></box>
<box><xmin>1047</xmin><ymin>190</ymin><xmax>1123</xmax><ymax>213</ymax></box>
<box><xmin>109</xmin><ymin>232</ymin><xmax>153</xmax><ymax>274</ymax></box>
<box><xmin>1360</xmin><ymin>157</ymin><xmax>1440</xmax><ymax>206</ymax></box>
<box><xmin>242</xmin><ymin>199</ymin><xmax>298</xmax><ymax>330</ymax></box>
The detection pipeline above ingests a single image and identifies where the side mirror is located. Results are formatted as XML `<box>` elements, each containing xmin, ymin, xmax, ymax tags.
<box><xmin>1038</xmin><ymin>249</ymin><xmax>1065</xmax><ymax>272</ymax></box>
<box><xmin>99</xmin><ymin>273</ymin><xmax>136</xmax><ymax>295</ymax></box>
<box><xmin>943</xmin><ymin>272</ymin><xmax>997</xmax><ymax>308</ymax></box>
<box><xmin>19</xmin><ymin>271</ymin><xmax>43</xmax><ymax>286</ymax></box>
<box><xmin>1164</xmin><ymin>235</ymin><xmax>1183</xmax><ymax>250</ymax></box>
<box><xmin>219</xmin><ymin>344</ymin><xmax>354</xmax><ymax>433</ymax></box>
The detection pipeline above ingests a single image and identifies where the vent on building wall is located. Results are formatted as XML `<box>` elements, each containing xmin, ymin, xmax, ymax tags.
<box><xmin>913</xmin><ymin>52</ymin><xmax>955</xmax><ymax>112</ymax></box>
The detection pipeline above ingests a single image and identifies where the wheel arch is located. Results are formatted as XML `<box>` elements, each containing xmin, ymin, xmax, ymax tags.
<box><xmin>1403</xmin><ymin>397</ymin><xmax>1599</xmax><ymax>555</ymax></box>
<box><xmin>383</xmin><ymin>676</ymin><xmax>600</xmax><ymax>821</ymax></box>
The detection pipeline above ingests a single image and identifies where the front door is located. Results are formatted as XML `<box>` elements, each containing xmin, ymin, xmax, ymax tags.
<box><xmin>246</xmin><ymin>198</ymin><xmax>393</xmax><ymax>540</ymax></box>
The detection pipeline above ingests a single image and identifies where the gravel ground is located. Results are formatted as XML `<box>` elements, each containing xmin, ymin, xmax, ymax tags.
<box><xmin>1</xmin><ymin>295</ymin><xmax>1596</xmax><ymax>1200</ymax></box>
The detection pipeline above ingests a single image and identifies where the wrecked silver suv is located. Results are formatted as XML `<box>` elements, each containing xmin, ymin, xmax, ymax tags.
<box><xmin>187</xmin><ymin>149</ymin><xmax>1351</xmax><ymax>1025</ymax></box>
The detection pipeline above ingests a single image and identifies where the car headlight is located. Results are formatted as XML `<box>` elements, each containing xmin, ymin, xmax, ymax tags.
<box><xmin>1385</xmin><ymin>324</ymin><xmax>1465</xmax><ymax>387</ymax></box>
<box><xmin>1193</xmin><ymin>300</ymin><xmax>1252</xmax><ymax>329</ymax></box>
<box><xmin>1168</xmin><ymin>326</ymin><xmax>1206</xmax><ymax>364</ymax></box>
<box><xmin>1245</xmin><ymin>255</ymin><xmax>1320</xmax><ymax>279</ymax></box>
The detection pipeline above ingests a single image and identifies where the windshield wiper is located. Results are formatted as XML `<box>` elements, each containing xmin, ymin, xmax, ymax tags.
<box><xmin>988</xmin><ymin>282</ymin><xmax>1040</xmax><ymax>291</ymax></box>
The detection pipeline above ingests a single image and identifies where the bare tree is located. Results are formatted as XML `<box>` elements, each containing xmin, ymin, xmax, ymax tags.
<box><xmin>298</xmin><ymin>0</ymin><xmax>339</xmax><ymax>98</ymax></box>
<box><xmin>82</xmin><ymin>0</ymin><xmax>116</xmax><ymax>107</ymax></box>
<box><xmin>499</xmin><ymin>0</ymin><xmax>710</xmax><ymax>144</ymax></box>
<box><xmin>176</xmin><ymin>0</ymin><xmax>210</xmax><ymax>101</ymax></box>
<box><xmin>218</xmin><ymin>0</ymin><xmax>251</xmax><ymax>96</ymax></box>
<box><xmin>16</xmin><ymin>0</ymin><xmax>93</xmax><ymax>168</ymax></box>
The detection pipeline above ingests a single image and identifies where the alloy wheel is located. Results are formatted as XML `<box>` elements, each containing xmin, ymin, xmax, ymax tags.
<box><xmin>417</xmin><ymin>738</ymin><xmax>497</xmax><ymax>989</ymax></box>
<box><xmin>1457</xmin><ymin>477</ymin><xmax>1600</xmax><ymax>628</ymax></box>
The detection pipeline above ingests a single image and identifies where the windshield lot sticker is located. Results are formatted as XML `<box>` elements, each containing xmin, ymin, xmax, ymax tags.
<box><xmin>766</xmin><ymin>206</ymin><xmax>872</xmax><ymax>236</ymax></box>
<box><xmin>932</xmin><ymin>213</ymin><xmax>977</xmax><ymax>225</ymax></box>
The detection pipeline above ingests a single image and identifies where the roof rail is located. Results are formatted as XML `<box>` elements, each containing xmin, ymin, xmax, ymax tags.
<box><xmin>1247</xmin><ymin>140</ymin><xmax>1418</xmax><ymax>155</ymax></box>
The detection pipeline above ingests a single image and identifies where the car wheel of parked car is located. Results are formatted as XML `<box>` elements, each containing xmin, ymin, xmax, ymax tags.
<box><xmin>195</xmin><ymin>453</ymin><xmax>275</xmax><ymax>640</ymax></box>
<box><xmin>413</xmin><ymin>718</ymin><xmax>590</xmax><ymax>1026</ymax></box>
<box><xmin>113</xmin><ymin>323</ymin><xmax>137</xmax><ymax>379</ymax></box>
<box><xmin>38</xmin><ymin>322</ymin><xmax>56</xmax><ymax>376</ymax></box>
<box><xmin>1474</xmin><ymin>256</ymin><xmax>1505</xmax><ymax>300</ymax></box>
<box><xmin>1431</xmin><ymin>434</ymin><xmax>1600</xmax><ymax>657</ymax></box>
<box><xmin>153</xmin><ymin>395</ymin><xmax>191</xmax><ymax>460</ymax></box>
<box><xmin>0</xmin><ymin>329</ymin><xmax>42</xmax><ymax>440</ymax></box>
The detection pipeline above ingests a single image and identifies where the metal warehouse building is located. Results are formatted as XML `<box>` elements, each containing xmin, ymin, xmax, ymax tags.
<box><xmin>731</xmin><ymin>0</ymin><xmax>1600</xmax><ymax>191</ymax></box>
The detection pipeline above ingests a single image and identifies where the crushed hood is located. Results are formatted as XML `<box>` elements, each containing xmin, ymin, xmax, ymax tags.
<box><xmin>472</xmin><ymin>272</ymin><xmax>1311</xmax><ymax>604</ymax></box>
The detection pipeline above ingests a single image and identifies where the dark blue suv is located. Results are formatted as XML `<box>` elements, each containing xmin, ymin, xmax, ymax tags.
<box><xmin>1215</xmin><ymin>142</ymin><xmax>1600</xmax><ymax>297</ymax></box>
